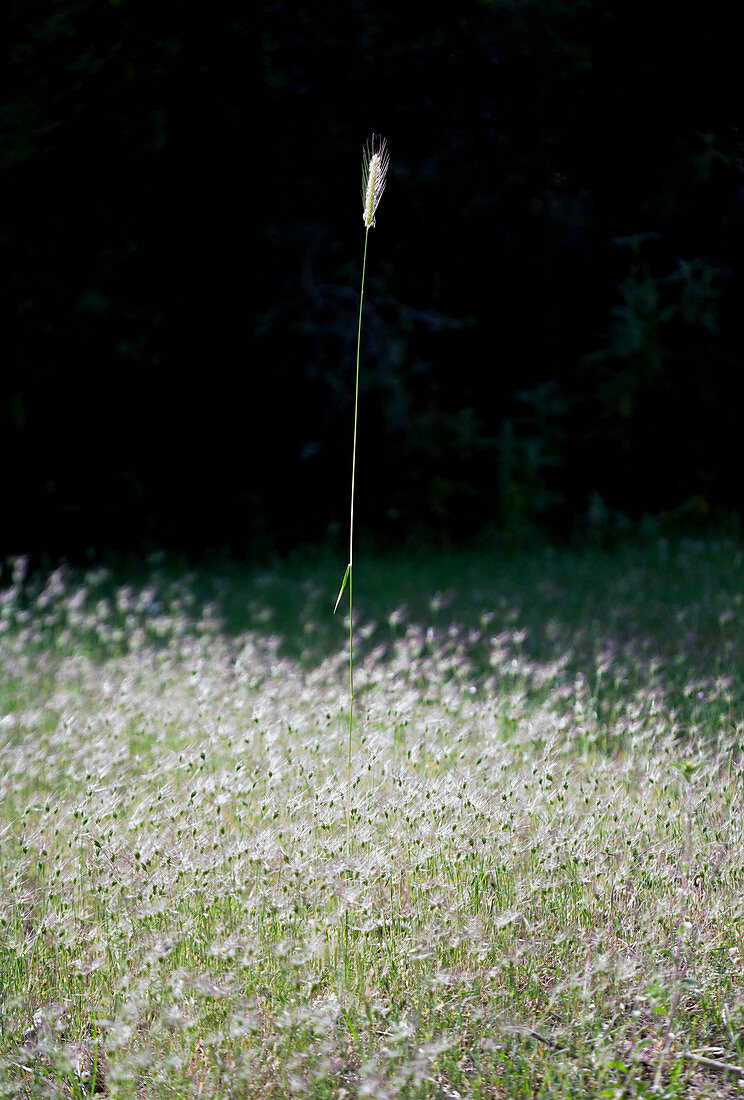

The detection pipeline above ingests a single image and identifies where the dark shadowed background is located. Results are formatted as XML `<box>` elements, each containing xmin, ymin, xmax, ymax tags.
<box><xmin>2</xmin><ymin>0</ymin><xmax>743</xmax><ymax>561</ymax></box>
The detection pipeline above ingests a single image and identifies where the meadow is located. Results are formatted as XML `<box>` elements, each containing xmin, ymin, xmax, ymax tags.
<box><xmin>1</xmin><ymin>539</ymin><xmax>743</xmax><ymax>1098</ymax></box>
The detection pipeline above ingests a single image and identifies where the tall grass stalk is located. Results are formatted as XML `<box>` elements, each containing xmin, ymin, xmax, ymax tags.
<box><xmin>335</xmin><ymin>134</ymin><xmax>389</xmax><ymax>841</ymax></box>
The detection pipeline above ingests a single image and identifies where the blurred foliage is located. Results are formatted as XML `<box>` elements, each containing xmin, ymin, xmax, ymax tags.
<box><xmin>2</xmin><ymin>0</ymin><xmax>743</xmax><ymax>557</ymax></box>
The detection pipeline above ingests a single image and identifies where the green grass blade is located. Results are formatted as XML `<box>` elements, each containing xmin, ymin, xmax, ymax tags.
<box><xmin>333</xmin><ymin>563</ymin><xmax>351</xmax><ymax>614</ymax></box>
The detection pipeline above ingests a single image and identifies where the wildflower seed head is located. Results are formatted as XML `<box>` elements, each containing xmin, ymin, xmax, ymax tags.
<box><xmin>362</xmin><ymin>134</ymin><xmax>389</xmax><ymax>229</ymax></box>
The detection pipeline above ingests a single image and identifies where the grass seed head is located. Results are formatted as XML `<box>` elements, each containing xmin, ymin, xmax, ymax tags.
<box><xmin>362</xmin><ymin>134</ymin><xmax>389</xmax><ymax>229</ymax></box>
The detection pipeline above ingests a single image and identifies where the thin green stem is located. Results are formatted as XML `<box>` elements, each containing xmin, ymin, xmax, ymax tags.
<box><xmin>346</xmin><ymin>227</ymin><xmax>369</xmax><ymax>841</ymax></box>
<box><xmin>347</xmin><ymin>559</ymin><xmax>353</xmax><ymax>838</ymax></box>
<box><xmin>350</xmin><ymin>230</ymin><xmax>369</xmax><ymax>572</ymax></box>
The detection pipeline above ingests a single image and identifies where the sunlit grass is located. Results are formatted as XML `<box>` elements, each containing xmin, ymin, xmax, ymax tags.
<box><xmin>335</xmin><ymin>132</ymin><xmax>390</xmax><ymax>839</ymax></box>
<box><xmin>1</xmin><ymin>539</ymin><xmax>743</xmax><ymax>1097</ymax></box>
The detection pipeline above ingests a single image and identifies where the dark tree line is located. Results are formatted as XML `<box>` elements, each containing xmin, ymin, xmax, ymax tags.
<box><xmin>2</xmin><ymin>0</ymin><xmax>743</xmax><ymax>559</ymax></box>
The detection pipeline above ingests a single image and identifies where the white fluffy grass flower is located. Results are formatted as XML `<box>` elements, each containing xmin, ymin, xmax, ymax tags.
<box><xmin>362</xmin><ymin>135</ymin><xmax>389</xmax><ymax>229</ymax></box>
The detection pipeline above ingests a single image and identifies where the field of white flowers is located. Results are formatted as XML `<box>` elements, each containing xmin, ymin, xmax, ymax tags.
<box><xmin>1</xmin><ymin>541</ymin><xmax>743</xmax><ymax>1098</ymax></box>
